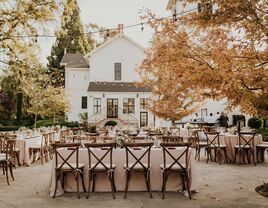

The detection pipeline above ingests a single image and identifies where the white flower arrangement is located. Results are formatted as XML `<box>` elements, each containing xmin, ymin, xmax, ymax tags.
<box><xmin>113</xmin><ymin>133</ymin><xmax>131</xmax><ymax>148</ymax></box>
<box><xmin>185</xmin><ymin>122</ymin><xmax>192</xmax><ymax>129</ymax></box>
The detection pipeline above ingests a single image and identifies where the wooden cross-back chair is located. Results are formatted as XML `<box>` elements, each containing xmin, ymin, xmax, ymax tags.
<box><xmin>234</xmin><ymin>132</ymin><xmax>257</xmax><ymax>166</ymax></box>
<box><xmin>195</xmin><ymin>130</ymin><xmax>209</xmax><ymax>161</ymax></box>
<box><xmin>160</xmin><ymin>142</ymin><xmax>192</xmax><ymax>199</ymax></box>
<box><xmin>169</xmin><ymin>127</ymin><xmax>180</xmax><ymax>136</ymax></box>
<box><xmin>52</xmin><ymin>143</ymin><xmax>86</xmax><ymax>199</ymax></box>
<box><xmin>0</xmin><ymin>134</ymin><xmax>20</xmax><ymax>166</ymax></box>
<box><xmin>0</xmin><ymin>137</ymin><xmax>16</xmax><ymax>185</ymax></box>
<box><xmin>29</xmin><ymin>133</ymin><xmax>50</xmax><ymax>164</ymax></box>
<box><xmin>123</xmin><ymin>142</ymin><xmax>154</xmax><ymax>199</ymax></box>
<box><xmin>84</xmin><ymin>142</ymin><xmax>116</xmax><ymax>199</ymax></box>
<box><xmin>205</xmin><ymin>132</ymin><xmax>228</xmax><ymax>165</ymax></box>
<box><xmin>161</xmin><ymin>136</ymin><xmax>183</xmax><ymax>143</ymax></box>
<box><xmin>130</xmin><ymin>136</ymin><xmax>150</xmax><ymax>143</ymax></box>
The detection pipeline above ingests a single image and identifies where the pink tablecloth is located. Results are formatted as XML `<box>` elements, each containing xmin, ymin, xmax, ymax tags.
<box><xmin>208</xmin><ymin>134</ymin><xmax>263</xmax><ymax>163</ymax></box>
<box><xmin>49</xmin><ymin>147</ymin><xmax>197</xmax><ymax>196</ymax></box>
<box><xmin>16</xmin><ymin>136</ymin><xmax>42</xmax><ymax>166</ymax></box>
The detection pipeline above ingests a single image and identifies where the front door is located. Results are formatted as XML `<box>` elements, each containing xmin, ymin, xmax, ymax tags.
<box><xmin>140</xmin><ymin>112</ymin><xmax>148</xmax><ymax>127</ymax></box>
<box><xmin>107</xmin><ymin>99</ymin><xmax>118</xmax><ymax>118</ymax></box>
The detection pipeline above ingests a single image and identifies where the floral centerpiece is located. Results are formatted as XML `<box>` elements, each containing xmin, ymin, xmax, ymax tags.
<box><xmin>113</xmin><ymin>133</ymin><xmax>131</xmax><ymax>148</ymax></box>
<box><xmin>185</xmin><ymin>122</ymin><xmax>192</xmax><ymax>129</ymax></box>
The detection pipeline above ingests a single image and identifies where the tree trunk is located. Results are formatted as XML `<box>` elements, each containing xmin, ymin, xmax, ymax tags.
<box><xmin>34</xmin><ymin>114</ymin><xmax>37</xmax><ymax>128</ymax></box>
<box><xmin>16</xmin><ymin>92</ymin><xmax>23</xmax><ymax>121</ymax></box>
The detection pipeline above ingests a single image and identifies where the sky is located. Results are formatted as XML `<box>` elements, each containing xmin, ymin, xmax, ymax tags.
<box><xmin>38</xmin><ymin>0</ymin><xmax>171</xmax><ymax>64</ymax></box>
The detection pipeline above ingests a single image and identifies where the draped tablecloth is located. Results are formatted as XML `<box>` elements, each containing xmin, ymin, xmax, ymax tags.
<box><xmin>208</xmin><ymin>134</ymin><xmax>263</xmax><ymax>163</ymax></box>
<box><xmin>49</xmin><ymin>147</ymin><xmax>197</xmax><ymax>196</ymax></box>
<box><xmin>16</xmin><ymin>136</ymin><xmax>42</xmax><ymax>166</ymax></box>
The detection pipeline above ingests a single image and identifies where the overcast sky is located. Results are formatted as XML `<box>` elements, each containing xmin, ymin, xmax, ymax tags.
<box><xmin>38</xmin><ymin>0</ymin><xmax>170</xmax><ymax>64</ymax></box>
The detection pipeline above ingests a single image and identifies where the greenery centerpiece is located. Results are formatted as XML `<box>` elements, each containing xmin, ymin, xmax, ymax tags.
<box><xmin>113</xmin><ymin>132</ymin><xmax>131</xmax><ymax>148</ymax></box>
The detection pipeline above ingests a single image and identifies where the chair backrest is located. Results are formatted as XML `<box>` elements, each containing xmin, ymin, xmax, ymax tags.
<box><xmin>161</xmin><ymin>136</ymin><xmax>183</xmax><ymax>143</ymax></box>
<box><xmin>205</xmin><ymin>132</ymin><xmax>220</xmax><ymax>147</ymax></box>
<box><xmin>41</xmin><ymin>133</ymin><xmax>50</xmax><ymax>148</ymax></box>
<box><xmin>130</xmin><ymin>136</ymin><xmax>149</xmax><ymax>143</ymax></box>
<box><xmin>160</xmin><ymin>142</ymin><xmax>192</xmax><ymax>170</ymax></box>
<box><xmin>52</xmin><ymin>143</ymin><xmax>81</xmax><ymax>170</ymax></box>
<box><xmin>84</xmin><ymin>142</ymin><xmax>115</xmax><ymax>170</ymax></box>
<box><xmin>170</xmin><ymin>127</ymin><xmax>180</xmax><ymax>136</ymax></box>
<box><xmin>187</xmin><ymin>130</ymin><xmax>198</xmax><ymax>147</ymax></box>
<box><xmin>123</xmin><ymin>142</ymin><xmax>154</xmax><ymax>170</ymax></box>
<box><xmin>238</xmin><ymin>132</ymin><xmax>256</xmax><ymax>149</ymax></box>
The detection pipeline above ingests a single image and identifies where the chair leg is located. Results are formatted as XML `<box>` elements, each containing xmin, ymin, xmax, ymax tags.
<box><xmin>76</xmin><ymin>172</ymin><xmax>80</xmax><ymax>199</ymax></box>
<box><xmin>86</xmin><ymin>171</ymin><xmax>92</xmax><ymax>199</ymax></box>
<box><xmin>162</xmin><ymin>171</ymin><xmax>167</xmax><ymax>199</ymax></box>
<box><xmin>234</xmin><ymin>148</ymin><xmax>238</xmax><ymax>164</ymax></box>
<box><xmin>198</xmin><ymin>147</ymin><xmax>201</xmax><ymax>161</ymax></box>
<box><xmin>252</xmin><ymin>150</ymin><xmax>256</xmax><ymax>166</ymax></box>
<box><xmin>53</xmin><ymin>172</ymin><xmax>59</xmax><ymax>199</ymax></box>
<box><xmin>15</xmin><ymin>152</ymin><xmax>21</xmax><ymax>166</ymax></box>
<box><xmin>185</xmin><ymin>173</ymin><xmax>192</xmax><ymax>199</ymax></box>
<box><xmin>5</xmin><ymin>163</ymin><xmax>9</xmax><ymax>185</ymax></box>
<box><xmin>144</xmin><ymin>171</ymin><xmax>152</xmax><ymax>198</ymax></box>
<box><xmin>109</xmin><ymin>171</ymin><xmax>116</xmax><ymax>199</ymax></box>
<box><xmin>81</xmin><ymin>172</ymin><xmax>86</xmax><ymax>192</ymax></box>
<box><xmin>9</xmin><ymin>162</ymin><xmax>14</xmax><ymax>181</ymax></box>
<box><xmin>124</xmin><ymin>170</ymin><xmax>131</xmax><ymax>199</ymax></box>
<box><xmin>223</xmin><ymin>148</ymin><xmax>228</xmax><ymax>163</ymax></box>
<box><xmin>92</xmin><ymin>172</ymin><xmax>96</xmax><ymax>192</ymax></box>
<box><xmin>112</xmin><ymin>171</ymin><xmax>116</xmax><ymax>192</ymax></box>
<box><xmin>206</xmin><ymin>148</ymin><xmax>210</xmax><ymax>163</ymax></box>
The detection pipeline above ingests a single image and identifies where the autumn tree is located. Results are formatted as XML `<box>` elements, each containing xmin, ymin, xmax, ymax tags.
<box><xmin>0</xmin><ymin>0</ymin><xmax>59</xmax><ymax>120</ymax></box>
<box><xmin>47</xmin><ymin>0</ymin><xmax>90</xmax><ymax>87</ymax></box>
<box><xmin>139</xmin><ymin>1</ymin><xmax>268</xmax><ymax>120</ymax></box>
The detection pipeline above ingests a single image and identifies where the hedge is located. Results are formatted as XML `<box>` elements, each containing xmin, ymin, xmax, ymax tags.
<box><xmin>0</xmin><ymin>126</ymin><xmax>20</xmax><ymax>132</ymax></box>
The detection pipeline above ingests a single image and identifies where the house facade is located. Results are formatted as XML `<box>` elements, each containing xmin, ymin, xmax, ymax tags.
<box><xmin>62</xmin><ymin>33</ymin><xmax>168</xmax><ymax>128</ymax></box>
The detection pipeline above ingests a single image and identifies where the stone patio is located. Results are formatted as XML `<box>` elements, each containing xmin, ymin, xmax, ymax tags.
<box><xmin>0</xmin><ymin>158</ymin><xmax>268</xmax><ymax>208</ymax></box>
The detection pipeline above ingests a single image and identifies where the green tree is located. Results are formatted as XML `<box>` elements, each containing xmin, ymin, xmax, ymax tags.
<box><xmin>47</xmin><ymin>0</ymin><xmax>90</xmax><ymax>87</ymax></box>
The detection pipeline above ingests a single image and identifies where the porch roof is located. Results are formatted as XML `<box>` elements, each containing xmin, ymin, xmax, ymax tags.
<box><xmin>87</xmin><ymin>82</ymin><xmax>151</xmax><ymax>92</ymax></box>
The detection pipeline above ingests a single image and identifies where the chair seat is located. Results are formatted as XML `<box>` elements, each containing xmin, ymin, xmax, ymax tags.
<box><xmin>209</xmin><ymin>144</ymin><xmax>227</xmax><ymax>148</ymax></box>
<box><xmin>124</xmin><ymin>163</ymin><xmax>149</xmax><ymax>170</ymax></box>
<box><xmin>198</xmin><ymin>142</ymin><xmax>208</xmax><ymax>146</ymax></box>
<box><xmin>234</xmin><ymin>144</ymin><xmax>252</xmax><ymax>149</ymax></box>
<box><xmin>256</xmin><ymin>143</ymin><xmax>268</xmax><ymax>148</ymax></box>
<box><xmin>90</xmin><ymin>163</ymin><xmax>116</xmax><ymax>170</ymax></box>
<box><xmin>58</xmin><ymin>163</ymin><xmax>85</xmax><ymax>170</ymax></box>
<box><xmin>29</xmin><ymin>146</ymin><xmax>42</xmax><ymax>149</ymax></box>
<box><xmin>160</xmin><ymin>163</ymin><xmax>186</xmax><ymax>170</ymax></box>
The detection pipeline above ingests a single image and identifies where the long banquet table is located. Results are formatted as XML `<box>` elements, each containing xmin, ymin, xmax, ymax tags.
<box><xmin>49</xmin><ymin>147</ymin><xmax>197</xmax><ymax>196</ymax></box>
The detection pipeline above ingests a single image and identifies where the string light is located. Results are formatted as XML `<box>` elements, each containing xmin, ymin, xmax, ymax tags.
<box><xmin>2</xmin><ymin>7</ymin><xmax>198</xmax><ymax>39</ymax></box>
<box><xmin>141</xmin><ymin>23</ymin><xmax>144</xmax><ymax>32</ymax></box>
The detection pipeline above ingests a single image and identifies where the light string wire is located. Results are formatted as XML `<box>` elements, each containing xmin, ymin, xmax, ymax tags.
<box><xmin>0</xmin><ymin>7</ymin><xmax>198</xmax><ymax>39</ymax></box>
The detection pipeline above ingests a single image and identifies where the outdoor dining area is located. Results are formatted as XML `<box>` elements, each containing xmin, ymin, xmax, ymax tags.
<box><xmin>0</xmin><ymin>124</ymin><xmax>267</xmax><ymax>201</ymax></box>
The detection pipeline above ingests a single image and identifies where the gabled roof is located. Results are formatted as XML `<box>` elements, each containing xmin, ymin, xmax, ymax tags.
<box><xmin>87</xmin><ymin>82</ymin><xmax>151</xmax><ymax>92</ymax></box>
<box><xmin>60</xmin><ymin>53</ymin><xmax>89</xmax><ymax>68</ymax></box>
<box><xmin>166</xmin><ymin>0</ymin><xmax>177</xmax><ymax>10</ymax></box>
<box><xmin>87</xmin><ymin>33</ymin><xmax>146</xmax><ymax>57</ymax></box>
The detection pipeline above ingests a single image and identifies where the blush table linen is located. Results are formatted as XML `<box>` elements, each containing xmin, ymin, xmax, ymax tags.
<box><xmin>49</xmin><ymin>147</ymin><xmax>197</xmax><ymax>196</ymax></box>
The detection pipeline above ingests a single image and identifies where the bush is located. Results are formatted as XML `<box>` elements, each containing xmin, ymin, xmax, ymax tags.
<box><xmin>60</xmin><ymin>121</ymin><xmax>79</xmax><ymax>128</ymax></box>
<box><xmin>0</xmin><ymin>126</ymin><xmax>20</xmax><ymax>132</ymax></box>
<box><xmin>0</xmin><ymin>118</ymin><xmax>34</xmax><ymax>127</ymax></box>
<box><xmin>35</xmin><ymin>119</ymin><xmax>54</xmax><ymax>128</ymax></box>
<box><xmin>89</xmin><ymin>125</ymin><xmax>96</xmax><ymax>133</ymax></box>
<box><xmin>104</xmin><ymin>120</ymin><xmax>117</xmax><ymax>127</ymax></box>
<box><xmin>248</xmin><ymin>117</ymin><xmax>263</xmax><ymax>129</ymax></box>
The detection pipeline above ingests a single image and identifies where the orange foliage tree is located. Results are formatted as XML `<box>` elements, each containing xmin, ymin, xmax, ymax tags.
<box><xmin>139</xmin><ymin>1</ymin><xmax>268</xmax><ymax>120</ymax></box>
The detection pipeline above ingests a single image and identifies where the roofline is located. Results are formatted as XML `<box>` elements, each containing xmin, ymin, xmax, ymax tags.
<box><xmin>166</xmin><ymin>0</ymin><xmax>176</xmax><ymax>10</ymax></box>
<box><xmin>87</xmin><ymin>33</ymin><xmax>146</xmax><ymax>57</ymax></box>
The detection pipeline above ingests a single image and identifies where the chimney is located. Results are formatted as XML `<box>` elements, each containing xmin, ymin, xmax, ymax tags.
<box><xmin>117</xmin><ymin>24</ymin><xmax>124</xmax><ymax>34</ymax></box>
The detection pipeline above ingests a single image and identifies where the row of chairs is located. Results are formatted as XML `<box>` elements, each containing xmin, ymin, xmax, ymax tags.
<box><xmin>52</xmin><ymin>142</ymin><xmax>193</xmax><ymax>199</ymax></box>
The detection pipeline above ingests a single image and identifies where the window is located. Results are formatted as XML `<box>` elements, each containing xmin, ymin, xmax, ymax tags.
<box><xmin>114</xmin><ymin>63</ymin><xmax>122</xmax><ymax>80</ymax></box>
<box><xmin>123</xmin><ymin>98</ymin><xmax>135</xmax><ymax>114</ymax></box>
<box><xmin>140</xmin><ymin>112</ymin><xmax>148</xmax><ymax>127</ymax></box>
<box><xmin>93</xmin><ymin>98</ymin><xmax>101</xmax><ymax>114</ymax></box>
<box><xmin>201</xmin><ymin>108</ymin><xmax>207</xmax><ymax>118</ymax></box>
<box><xmin>140</xmin><ymin>98</ymin><xmax>149</xmax><ymax>110</ymax></box>
<box><xmin>81</xmin><ymin>96</ymin><xmax>87</xmax><ymax>109</ymax></box>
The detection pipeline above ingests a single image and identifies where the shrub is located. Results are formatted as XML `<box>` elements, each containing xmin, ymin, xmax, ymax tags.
<box><xmin>248</xmin><ymin>117</ymin><xmax>263</xmax><ymax>129</ymax></box>
<box><xmin>35</xmin><ymin>120</ymin><xmax>54</xmax><ymax>128</ymax></box>
<box><xmin>89</xmin><ymin>125</ymin><xmax>96</xmax><ymax>133</ymax></box>
<box><xmin>104</xmin><ymin>120</ymin><xmax>117</xmax><ymax>127</ymax></box>
<box><xmin>0</xmin><ymin>126</ymin><xmax>20</xmax><ymax>132</ymax></box>
<box><xmin>60</xmin><ymin>121</ymin><xmax>79</xmax><ymax>128</ymax></box>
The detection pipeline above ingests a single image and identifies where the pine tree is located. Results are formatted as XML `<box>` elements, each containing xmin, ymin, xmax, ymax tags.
<box><xmin>47</xmin><ymin>0</ymin><xmax>91</xmax><ymax>87</ymax></box>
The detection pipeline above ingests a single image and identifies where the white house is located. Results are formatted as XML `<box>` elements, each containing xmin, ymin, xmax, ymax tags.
<box><xmin>62</xmin><ymin>32</ymin><xmax>168</xmax><ymax>128</ymax></box>
<box><xmin>166</xmin><ymin>0</ymin><xmax>249</xmax><ymax>126</ymax></box>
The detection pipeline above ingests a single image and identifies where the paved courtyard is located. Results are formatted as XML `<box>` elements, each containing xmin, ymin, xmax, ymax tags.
<box><xmin>0</xmin><ymin>157</ymin><xmax>268</xmax><ymax>208</ymax></box>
